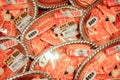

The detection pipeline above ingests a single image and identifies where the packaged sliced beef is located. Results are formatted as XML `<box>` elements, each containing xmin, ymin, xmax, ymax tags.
<box><xmin>21</xmin><ymin>6</ymin><xmax>83</xmax><ymax>57</ymax></box>
<box><xmin>0</xmin><ymin>37</ymin><xmax>29</xmax><ymax>80</ymax></box>
<box><xmin>74</xmin><ymin>38</ymin><xmax>120</xmax><ymax>80</ymax></box>
<box><xmin>0</xmin><ymin>0</ymin><xmax>37</xmax><ymax>37</ymax></box>
<box><xmin>29</xmin><ymin>40</ymin><xmax>98</xmax><ymax>80</ymax></box>
<box><xmin>80</xmin><ymin>0</ymin><xmax>120</xmax><ymax>45</ymax></box>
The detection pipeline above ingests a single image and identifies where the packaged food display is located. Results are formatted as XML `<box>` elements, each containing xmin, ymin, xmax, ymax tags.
<box><xmin>21</xmin><ymin>6</ymin><xmax>83</xmax><ymax>58</ymax></box>
<box><xmin>0</xmin><ymin>0</ymin><xmax>119</xmax><ymax>80</ymax></box>
<box><xmin>74</xmin><ymin>38</ymin><xmax>120</xmax><ymax>80</ymax></box>
<box><xmin>0</xmin><ymin>37</ymin><xmax>29</xmax><ymax>80</ymax></box>
<box><xmin>0</xmin><ymin>0</ymin><xmax>37</xmax><ymax>37</ymax></box>
<box><xmin>80</xmin><ymin>0</ymin><xmax>120</xmax><ymax>45</ymax></box>
<box><xmin>30</xmin><ymin>40</ymin><xmax>98</xmax><ymax>80</ymax></box>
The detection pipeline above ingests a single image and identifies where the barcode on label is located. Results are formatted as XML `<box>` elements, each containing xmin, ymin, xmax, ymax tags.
<box><xmin>4</xmin><ymin>50</ymin><xmax>28</xmax><ymax>73</ymax></box>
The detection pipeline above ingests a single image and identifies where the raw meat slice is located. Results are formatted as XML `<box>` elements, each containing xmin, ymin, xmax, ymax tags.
<box><xmin>2</xmin><ymin>21</ymin><xmax>17</xmax><ymax>37</ymax></box>
<box><xmin>30</xmin><ymin>36</ymin><xmax>48</xmax><ymax>56</ymax></box>
<box><xmin>30</xmin><ymin>41</ymin><xmax>96</xmax><ymax>80</ymax></box>
<box><xmin>75</xmin><ymin>41</ymin><xmax>120</xmax><ymax>80</ymax></box>
<box><xmin>22</xmin><ymin>7</ymin><xmax>80</xmax><ymax>57</ymax></box>
<box><xmin>41</xmin><ymin>30</ymin><xmax>63</xmax><ymax>45</ymax></box>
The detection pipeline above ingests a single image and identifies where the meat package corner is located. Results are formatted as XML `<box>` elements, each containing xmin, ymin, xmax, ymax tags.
<box><xmin>0</xmin><ymin>0</ymin><xmax>120</xmax><ymax>80</ymax></box>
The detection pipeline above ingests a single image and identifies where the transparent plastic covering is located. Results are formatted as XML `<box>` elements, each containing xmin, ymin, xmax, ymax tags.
<box><xmin>21</xmin><ymin>6</ymin><xmax>83</xmax><ymax>58</ymax></box>
<box><xmin>30</xmin><ymin>40</ymin><xmax>98</xmax><ymax>80</ymax></box>
<box><xmin>0</xmin><ymin>37</ymin><xmax>29</xmax><ymax>80</ymax></box>
<box><xmin>0</xmin><ymin>0</ymin><xmax>37</xmax><ymax>38</ymax></box>
<box><xmin>80</xmin><ymin>0</ymin><xmax>120</xmax><ymax>45</ymax></box>
<box><xmin>75</xmin><ymin>38</ymin><xmax>120</xmax><ymax>80</ymax></box>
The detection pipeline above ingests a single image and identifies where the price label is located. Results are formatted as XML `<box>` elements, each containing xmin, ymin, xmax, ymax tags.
<box><xmin>54</xmin><ymin>21</ymin><xmax>78</xmax><ymax>38</ymax></box>
<box><xmin>4</xmin><ymin>50</ymin><xmax>28</xmax><ymax>73</ymax></box>
<box><xmin>14</xmin><ymin>12</ymin><xmax>32</xmax><ymax>33</ymax></box>
<box><xmin>0</xmin><ymin>39</ymin><xmax>18</xmax><ymax>50</ymax></box>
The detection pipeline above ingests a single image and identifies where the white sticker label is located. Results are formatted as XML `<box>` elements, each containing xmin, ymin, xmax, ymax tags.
<box><xmin>75</xmin><ymin>49</ymin><xmax>88</xmax><ymax>57</ymax></box>
<box><xmin>26</xmin><ymin>30</ymin><xmax>39</xmax><ymax>40</ymax></box>
<box><xmin>0</xmin><ymin>39</ymin><xmax>18</xmax><ymax>50</ymax></box>
<box><xmin>13</xmin><ymin>12</ymin><xmax>32</xmax><ymax>33</ymax></box>
<box><xmin>4</xmin><ymin>50</ymin><xmax>28</xmax><ymax>73</ymax></box>
<box><xmin>17</xmin><ymin>15</ymin><xmax>32</xmax><ymax>32</ymax></box>
<box><xmin>39</xmin><ymin>54</ymin><xmax>49</xmax><ymax>67</ymax></box>
<box><xmin>62</xmin><ymin>24</ymin><xmax>77</xmax><ymax>38</ymax></box>
<box><xmin>6</xmin><ymin>0</ymin><xmax>27</xmax><ymax>4</ymax></box>
<box><xmin>83</xmin><ymin>70</ymin><xmax>96</xmax><ymax>80</ymax></box>
<box><xmin>54</xmin><ymin>21</ymin><xmax>78</xmax><ymax>39</ymax></box>
<box><xmin>86</xmin><ymin>16</ymin><xmax>98</xmax><ymax>28</ymax></box>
